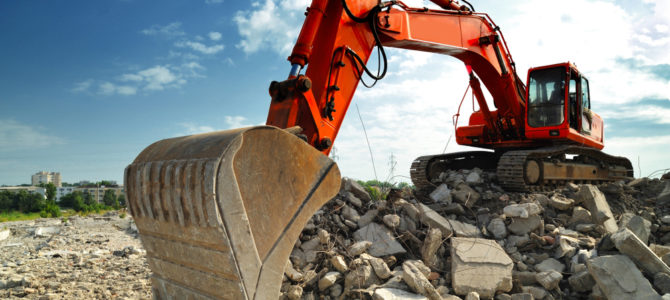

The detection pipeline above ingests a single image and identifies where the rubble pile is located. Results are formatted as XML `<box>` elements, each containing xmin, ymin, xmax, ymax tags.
<box><xmin>280</xmin><ymin>169</ymin><xmax>670</xmax><ymax>300</ymax></box>
<box><xmin>0</xmin><ymin>213</ymin><xmax>151</xmax><ymax>299</ymax></box>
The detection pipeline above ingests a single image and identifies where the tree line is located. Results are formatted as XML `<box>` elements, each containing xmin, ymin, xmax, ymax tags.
<box><xmin>0</xmin><ymin>183</ymin><xmax>126</xmax><ymax>217</ymax></box>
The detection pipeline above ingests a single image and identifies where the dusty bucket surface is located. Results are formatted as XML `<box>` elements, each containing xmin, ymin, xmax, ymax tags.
<box><xmin>125</xmin><ymin>126</ymin><xmax>341</xmax><ymax>299</ymax></box>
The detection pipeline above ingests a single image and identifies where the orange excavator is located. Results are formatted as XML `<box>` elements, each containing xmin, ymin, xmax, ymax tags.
<box><xmin>124</xmin><ymin>0</ymin><xmax>633</xmax><ymax>298</ymax></box>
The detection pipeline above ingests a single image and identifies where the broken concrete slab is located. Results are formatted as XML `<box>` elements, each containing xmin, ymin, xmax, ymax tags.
<box><xmin>361</xmin><ymin>253</ymin><xmax>393</xmax><ymax>280</ymax></box>
<box><xmin>658</xmin><ymin>181</ymin><xmax>670</xmax><ymax>205</ymax></box>
<box><xmin>451</xmin><ymin>183</ymin><xmax>481</xmax><ymax>208</ymax></box>
<box><xmin>534</xmin><ymin>258</ymin><xmax>565</xmax><ymax>273</ymax></box>
<box><xmin>358</xmin><ymin>209</ymin><xmax>379</xmax><ymax>228</ymax></box>
<box><xmin>383</xmin><ymin>214</ymin><xmax>401</xmax><ymax>229</ymax></box>
<box><xmin>587</xmin><ymin>255</ymin><xmax>660</xmax><ymax>300</ymax></box>
<box><xmin>345</xmin><ymin>191</ymin><xmax>363</xmax><ymax>208</ymax></box>
<box><xmin>451</xmin><ymin>237</ymin><xmax>513</xmax><ymax>298</ymax></box>
<box><xmin>418</xmin><ymin>203</ymin><xmax>480</xmax><ymax>238</ymax></box>
<box><xmin>507</xmin><ymin>215</ymin><xmax>542</xmax><ymax>235</ymax></box>
<box><xmin>354</xmin><ymin>223</ymin><xmax>406</xmax><ymax>257</ymax></box>
<box><xmin>373</xmin><ymin>288</ymin><xmax>428</xmax><ymax>300</ymax></box>
<box><xmin>429</xmin><ymin>184</ymin><xmax>452</xmax><ymax>203</ymax></box>
<box><xmin>421</xmin><ymin>228</ymin><xmax>442</xmax><ymax>270</ymax></box>
<box><xmin>619</xmin><ymin>213</ymin><xmax>652</xmax><ymax>245</ymax></box>
<box><xmin>547</xmin><ymin>194</ymin><xmax>574</xmax><ymax>210</ymax></box>
<box><xmin>576</xmin><ymin>185</ymin><xmax>618</xmax><ymax>233</ymax></box>
<box><xmin>654</xmin><ymin>272</ymin><xmax>670</xmax><ymax>295</ymax></box>
<box><xmin>487</xmin><ymin>218</ymin><xmax>507</xmax><ymax>240</ymax></box>
<box><xmin>569</xmin><ymin>207</ymin><xmax>592</xmax><ymax>225</ymax></box>
<box><xmin>568</xmin><ymin>270</ymin><xmax>596</xmax><ymax>293</ymax></box>
<box><xmin>0</xmin><ymin>229</ymin><xmax>10</xmax><ymax>241</ymax></box>
<box><xmin>342</xmin><ymin>177</ymin><xmax>371</xmax><ymax>202</ymax></box>
<box><xmin>402</xmin><ymin>260</ymin><xmax>440</xmax><ymax>299</ymax></box>
<box><xmin>651</xmin><ymin>244</ymin><xmax>670</xmax><ymax>258</ymax></box>
<box><xmin>611</xmin><ymin>228</ymin><xmax>670</xmax><ymax>276</ymax></box>
<box><xmin>503</xmin><ymin>203</ymin><xmax>542</xmax><ymax>218</ymax></box>
<box><xmin>344</xmin><ymin>264</ymin><xmax>379</xmax><ymax>291</ymax></box>
<box><xmin>34</xmin><ymin>226</ymin><xmax>61</xmax><ymax>237</ymax></box>
<box><xmin>318</xmin><ymin>272</ymin><xmax>341</xmax><ymax>291</ymax></box>
<box><xmin>535</xmin><ymin>270</ymin><xmax>562</xmax><ymax>290</ymax></box>
<box><xmin>331</xmin><ymin>255</ymin><xmax>348</xmax><ymax>273</ymax></box>
<box><xmin>348</xmin><ymin>241</ymin><xmax>372</xmax><ymax>256</ymax></box>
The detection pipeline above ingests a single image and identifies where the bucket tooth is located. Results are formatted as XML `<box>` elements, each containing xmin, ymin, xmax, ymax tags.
<box><xmin>125</xmin><ymin>126</ymin><xmax>341</xmax><ymax>299</ymax></box>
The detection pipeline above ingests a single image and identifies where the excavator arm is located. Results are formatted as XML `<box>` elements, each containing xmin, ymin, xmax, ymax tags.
<box><xmin>267</xmin><ymin>0</ymin><xmax>527</xmax><ymax>153</ymax></box>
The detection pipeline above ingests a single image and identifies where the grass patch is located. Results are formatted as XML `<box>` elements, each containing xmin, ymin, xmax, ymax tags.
<box><xmin>0</xmin><ymin>208</ymin><xmax>124</xmax><ymax>223</ymax></box>
<box><xmin>0</xmin><ymin>211</ymin><xmax>43</xmax><ymax>222</ymax></box>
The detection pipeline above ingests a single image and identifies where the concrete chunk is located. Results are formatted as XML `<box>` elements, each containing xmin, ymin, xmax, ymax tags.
<box><xmin>658</xmin><ymin>181</ymin><xmax>670</xmax><ymax>205</ymax></box>
<box><xmin>419</xmin><ymin>203</ymin><xmax>480</xmax><ymax>238</ymax></box>
<box><xmin>34</xmin><ymin>226</ymin><xmax>60</xmax><ymax>237</ymax></box>
<box><xmin>318</xmin><ymin>272</ymin><xmax>341</xmax><ymax>291</ymax></box>
<box><xmin>353</xmin><ymin>223</ymin><xmax>406</xmax><ymax>257</ymax></box>
<box><xmin>568</xmin><ymin>270</ymin><xmax>596</xmax><ymax>293</ymax></box>
<box><xmin>507</xmin><ymin>215</ymin><xmax>542</xmax><ymax>235</ymax></box>
<box><xmin>451</xmin><ymin>237</ymin><xmax>513</xmax><ymax>298</ymax></box>
<box><xmin>343</xmin><ymin>177</ymin><xmax>371</xmax><ymax>202</ymax></box>
<box><xmin>402</xmin><ymin>260</ymin><xmax>440</xmax><ymax>299</ymax></box>
<box><xmin>451</xmin><ymin>183</ymin><xmax>481</xmax><ymax>208</ymax></box>
<box><xmin>547</xmin><ymin>194</ymin><xmax>574</xmax><ymax>210</ymax></box>
<box><xmin>503</xmin><ymin>203</ymin><xmax>542</xmax><ymax>218</ymax></box>
<box><xmin>535</xmin><ymin>258</ymin><xmax>565</xmax><ymax>273</ymax></box>
<box><xmin>0</xmin><ymin>229</ymin><xmax>10</xmax><ymax>241</ymax></box>
<box><xmin>373</xmin><ymin>288</ymin><xmax>428</xmax><ymax>300</ymax></box>
<box><xmin>421</xmin><ymin>228</ymin><xmax>443</xmax><ymax>269</ymax></box>
<box><xmin>361</xmin><ymin>253</ymin><xmax>393</xmax><ymax>280</ymax></box>
<box><xmin>535</xmin><ymin>270</ymin><xmax>562</xmax><ymax>290</ymax></box>
<box><xmin>487</xmin><ymin>218</ymin><xmax>508</xmax><ymax>240</ymax></box>
<box><xmin>611</xmin><ymin>228</ymin><xmax>670</xmax><ymax>276</ymax></box>
<box><xmin>429</xmin><ymin>184</ymin><xmax>452</xmax><ymax>203</ymax></box>
<box><xmin>587</xmin><ymin>255</ymin><xmax>660</xmax><ymax>300</ymax></box>
<box><xmin>576</xmin><ymin>185</ymin><xmax>618</xmax><ymax>233</ymax></box>
<box><xmin>619</xmin><ymin>213</ymin><xmax>652</xmax><ymax>245</ymax></box>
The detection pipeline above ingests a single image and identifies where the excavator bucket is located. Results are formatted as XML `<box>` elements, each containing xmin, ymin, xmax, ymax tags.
<box><xmin>124</xmin><ymin>126</ymin><xmax>341</xmax><ymax>299</ymax></box>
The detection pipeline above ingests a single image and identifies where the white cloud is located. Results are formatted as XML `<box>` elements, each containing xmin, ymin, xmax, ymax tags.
<box><xmin>137</xmin><ymin>65</ymin><xmax>182</xmax><ymax>90</ymax></box>
<box><xmin>224</xmin><ymin>116</ymin><xmax>250</xmax><ymax>128</ymax></box>
<box><xmin>175</xmin><ymin>116</ymin><xmax>253</xmax><ymax>136</ymax></box>
<box><xmin>0</xmin><ymin>120</ymin><xmax>64</xmax><ymax>152</ymax></box>
<box><xmin>234</xmin><ymin>0</ymin><xmax>304</xmax><ymax>55</ymax></box>
<box><xmin>93</xmin><ymin>65</ymin><xmax>191</xmax><ymax>96</ymax></box>
<box><xmin>208</xmin><ymin>32</ymin><xmax>222</xmax><ymax>41</ymax></box>
<box><xmin>141</xmin><ymin>22</ymin><xmax>185</xmax><ymax>38</ymax></box>
<box><xmin>119</xmin><ymin>73</ymin><xmax>143</xmax><ymax>82</ymax></box>
<box><xmin>71</xmin><ymin>79</ymin><xmax>93</xmax><ymax>93</ymax></box>
<box><xmin>175</xmin><ymin>41</ymin><xmax>224</xmax><ymax>54</ymax></box>
<box><xmin>177</xmin><ymin>123</ymin><xmax>216</xmax><ymax>136</ymax></box>
<box><xmin>98</xmin><ymin>81</ymin><xmax>137</xmax><ymax>96</ymax></box>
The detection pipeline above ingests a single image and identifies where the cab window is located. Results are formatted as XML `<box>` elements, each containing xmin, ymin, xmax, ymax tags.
<box><xmin>527</xmin><ymin>67</ymin><xmax>566</xmax><ymax>127</ymax></box>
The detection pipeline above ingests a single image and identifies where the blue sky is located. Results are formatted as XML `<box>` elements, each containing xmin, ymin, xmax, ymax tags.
<box><xmin>1</xmin><ymin>0</ymin><xmax>669</xmax><ymax>185</ymax></box>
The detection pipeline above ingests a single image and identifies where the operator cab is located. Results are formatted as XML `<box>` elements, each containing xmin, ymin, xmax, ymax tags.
<box><xmin>524</xmin><ymin>62</ymin><xmax>603</xmax><ymax>149</ymax></box>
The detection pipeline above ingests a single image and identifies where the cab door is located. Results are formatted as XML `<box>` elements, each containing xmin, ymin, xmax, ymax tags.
<box><xmin>580</xmin><ymin>77</ymin><xmax>592</xmax><ymax>133</ymax></box>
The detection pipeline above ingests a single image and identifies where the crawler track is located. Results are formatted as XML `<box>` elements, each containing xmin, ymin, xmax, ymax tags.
<box><xmin>411</xmin><ymin>146</ymin><xmax>633</xmax><ymax>193</ymax></box>
<box><xmin>496</xmin><ymin>146</ymin><xmax>633</xmax><ymax>192</ymax></box>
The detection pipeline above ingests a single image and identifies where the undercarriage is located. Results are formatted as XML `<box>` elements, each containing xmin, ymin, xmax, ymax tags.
<box><xmin>410</xmin><ymin>146</ymin><xmax>633</xmax><ymax>193</ymax></box>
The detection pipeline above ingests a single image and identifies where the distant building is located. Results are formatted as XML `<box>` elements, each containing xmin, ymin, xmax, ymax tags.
<box><xmin>0</xmin><ymin>186</ymin><xmax>46</xmax><ymax>199</ymax></box>
<box><xmin>74</xmin><ymin>186</ymin><xmax>125</xmax><ymax>204</ymax></box>
<box><xmin>31</xmin><ymin>171</ymin><xmax>62</xmax><ymax>187</ymax></box>
<box><xmin>56</xmin><ymin>186</ymin><xmax>76</xmax><ymax>202</ymax></box>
